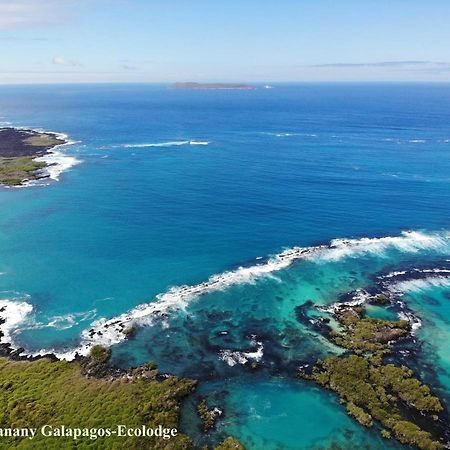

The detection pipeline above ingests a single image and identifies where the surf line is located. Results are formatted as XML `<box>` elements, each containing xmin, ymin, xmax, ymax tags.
<box><xmin>2</xmin><ymin>230</ymin><xmax>450</xmax><ymax>360</ymax></box>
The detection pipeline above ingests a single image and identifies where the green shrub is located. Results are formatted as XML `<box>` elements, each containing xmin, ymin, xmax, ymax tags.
<box><xmin>89</xmin><ymin>345</ymin><xmax>111</xmax><ymax>362</ymax></box>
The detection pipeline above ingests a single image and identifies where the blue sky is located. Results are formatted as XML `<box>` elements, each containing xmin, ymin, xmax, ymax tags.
<box><xmin>1</xmin><ymin>0</ymin><xmax>450</xmax><ymax>83</ymax></box>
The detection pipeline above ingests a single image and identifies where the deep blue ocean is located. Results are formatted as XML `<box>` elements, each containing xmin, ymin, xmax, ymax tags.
<box><xmin>0</xmin><ymin>83</ymin><xmax>449</xmax><ymax>449</ymax></box>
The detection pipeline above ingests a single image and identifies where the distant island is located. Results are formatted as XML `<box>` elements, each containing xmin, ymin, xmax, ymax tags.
<box><xmin>172</xmin><ymin>82</ymin><xmax>256</xmax><ymax>90</ymax></box>
<box><xmin>0</xmin><ymin>127</ymin><xmax>67</xmax><ymax>187</ymax></box>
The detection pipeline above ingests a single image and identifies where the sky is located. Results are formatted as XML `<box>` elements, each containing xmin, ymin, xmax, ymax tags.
<box><xmin>1</xmin><ymin>0</ymin><xmax>450</xmax><ymax>84</ymax></box>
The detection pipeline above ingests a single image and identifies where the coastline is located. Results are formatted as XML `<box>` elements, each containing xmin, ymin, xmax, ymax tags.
<box><xmin>1</xmin><ymin>252</ymin><xmax>448</xmax><ymax>448</ymax></box>
<box><xmin>0</xmin><ymin>353</ymin><xmax>197</xmax><ymax>448</ymax></box>
<box><xmin>1</xmin><ymin>230</ymin><xmax>449</xmax><ymax>362</ymax></box>
<box><xmin>0</xmin><ymin>307</ymin><xmax>243</xmax><ymax>449</ymax></box>
<box><xmin>0</xmin><ymin>127</ymin><xmax>81</xmax><ymax>188</ymax></box>
<box><xmin>299</xmin><ymin>297</ymin><xmax>450</xmax><ymax>449</ymax></box>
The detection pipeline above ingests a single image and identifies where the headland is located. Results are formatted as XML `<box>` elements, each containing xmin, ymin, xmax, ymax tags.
<box><xmin>0</xmin><ymin>127</ymin><xmax>68</xmax><ymax>187</ymax></box>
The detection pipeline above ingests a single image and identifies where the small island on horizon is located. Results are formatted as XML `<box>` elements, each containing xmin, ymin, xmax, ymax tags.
<box><xmin>172</xmin><ymin>82</ymin><xmax>256</xmax><ymax>90</ymax></box>
<box><xmin>0</xmin><ymin>127</ymin><xmax>67</xmax><ymax>187</ymax></box>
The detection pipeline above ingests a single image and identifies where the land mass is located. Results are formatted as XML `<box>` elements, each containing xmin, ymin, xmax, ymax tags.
<box><xmin>299</xmin><ymin>300</ymin><xmax>448</xmax><ymax>450</ymax></box>
<box><xmin>171</xmin><ymin>83</ymin><xmax>255</xmax><ymax>90</ymax></box>
<box><xmin>0</xmin><ymin>346</ymin><xmax>244</xmax><ymax>449</ymax></box>
<box><xmin>0</xmin><ymin>127</ymin><xmax>67</xmax><ymax>187</ymax></box>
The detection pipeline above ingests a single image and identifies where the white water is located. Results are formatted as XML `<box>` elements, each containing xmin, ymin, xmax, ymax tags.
<box><xmin>122</xmin><ymin>140</ymin><xmax>209</xmax><ymax>148</ymax></box>
<box><xmin>1</xmin><ymin>128</ymin><xmax>82</xmax><ymax>188</ymax></box>
<box><xmin>1</xmin><ymin>230</ymin><xmax>449</xmax><ymax>360</ymax></box>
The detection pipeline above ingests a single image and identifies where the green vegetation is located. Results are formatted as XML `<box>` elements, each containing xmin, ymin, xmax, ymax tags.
<box><xmin>0</xmin><ymin>353</ymin><xmax>245</xmax><ymax>449</ymax></box>
<box><xmin>381</xmin><ymin>429</ymin><xmax>392</xmax><ymax>439</ymax></box>
<box><xmin>0</xmin><ymin>156</ymin><xmax>46</xmax><ymax>186</ymax></box>
<box><xmin>329</xmin><ymin>305</ymin><xmax>409</xmax><ymax>355</ymax></box>
<box><xmin>0</xmin><ymin>128</ymin><xmax>65</xmax><ymax>186</ymax></box>
<box><xmin>300</xmin><ymin>305</ymin><xmax>445</xmax><ymax>450</ymax></box>
<box><xmin>197</xmin><ymin>400</ymin><xmax>218</xmax><ymax>432</ymax></box>
<box><xmin>214</xmin><ymin>437</ymin><xmax>245</xmax><ymax>450</ymax></box>
<box><xmin>346</xmin><ymin>402</ymin><xmax>373</xmax><ymax>427</ymax></box>
<box><xmin>89</xmin><ymin>344</ymin><xmax>111</xmax><ymax>362</ymax></box>
<box><xmin>0</xmin><ymin>356</ymin><xmax>196</xmax><ymax>449</ymax></box>
<box><xmin>24</xmin><ymin>134</ymin><xmax>63</xmax><ymax>148</ymax></box>
<box><xmin>373</xmin><ymin>294</ymin><xmax>390</xmax><ymax>305</ymax></box>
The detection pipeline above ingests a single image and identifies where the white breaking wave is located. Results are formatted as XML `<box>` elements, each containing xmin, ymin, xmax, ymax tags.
<box><xmin>189</xmin><ymin>140</ymin><xmax>210</xmax><ymax>145</ymax></box>
<box><xmin>20</xmin><ymin>310</ymin><xmax>98</xmax><ymax>332</ymax></box>
<box><xmin>312</xmin><ymin>231</ymin><xmax>449</xmax><ymax>262</ymax></box>
<box><xmin>262</xmin><ymin>132</ymin><xmax>317</xmax><ymax>138</ymax></box>
<box><xmin>35</xmin><ymin>150</ymin><xmax>82</xmax><ymax>182</ymax></box>
<box><xmin>2</xmin><ymin>230</ymin><xmax>450</xmax><ymax>360</ymax></box>
<box><xmin>319</xmin><ymin>289</ymin><xmax>372</xmax><ymax>314</ymax></box>
<box><xmin>0</xmin><ymin>299</ymin><xmax>34</xmax><ymax>348</ymax></box>
<box><xmin>219</xmin><ymin>337</ymin><xmax>264</xmax><ymax>367</ymax></box>
<box><xmin>123</xmin><ymin>140</ymin><xmax>209</xmax><ymax>148</ymax></box>
<box><xmin>380</xmin><ymin>268</ymin><xmax>450</xmax><ymax>280</ymax></box>
<box><xmin>34</xmin><ymin>131</ymin><xmax>82</xmax><ymax>182</ymax></box>
<box><xmin>35</xmin><ymin>130</ymin><xmax>83</xmax><ymax>181</ymax></box>
<box><xmin>390</xmin><ymin>276</ymin><xmax>450</xmax><ymax>294</ymax></box>
<box><xmin>2</xmin><ymin>128</ymin><xmax>82</xmax><ymax>188</ymax></box>
<box><xmin>380</xmin><ymin>271</ymin><xmax>408</xmax><ymax>279</ymax></box>
<box><xmin>397</xmin><ymin>308</ymin><xmax>422</xmax><ymax>332</ymax></box>
<box><xmin>124</xmin><ymin>141</ymin><xmax>189</xmax><ymax>148</ymax></box>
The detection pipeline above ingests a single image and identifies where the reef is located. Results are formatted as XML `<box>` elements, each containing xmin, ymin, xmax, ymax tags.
<box><xmin>197</xmin><ymin>399</ymin><xmax>222</xmax><ymax>432</ymax></box>
<box><xmin>0</xmin><ymin>127</ymin><xmax>66</xmax><ymax>186</ymax></box>
<box><xmin>300</xmin><ymin>302</ymin><xmax>448</xmax><ymax>450</ymax></box>
<box><xmin>213</xmin><ymin>437</ymin><xmax>245</xmax><ymax>450</ymax></box>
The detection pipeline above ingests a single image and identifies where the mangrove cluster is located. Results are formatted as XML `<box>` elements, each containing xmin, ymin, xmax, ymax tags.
<box><xmin>300</xmin><ymin>303</ymin><xmax>447</xmax><ymax>450</ymax></box>
<box><xmin>0</xmin><ymin>346</ymin><xmax>244</xmax><ymax>449</ymax></box>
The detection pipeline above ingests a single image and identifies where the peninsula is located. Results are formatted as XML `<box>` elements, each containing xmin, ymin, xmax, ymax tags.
<box><xmin>0</xmin><ymin>127</ymin><xmax>67</xmax><ymax>187</ymax></box>
<box><xmin>172</xmin><ymin>82</ymin><xmax>255</xmax><ymax>90</ymax></box>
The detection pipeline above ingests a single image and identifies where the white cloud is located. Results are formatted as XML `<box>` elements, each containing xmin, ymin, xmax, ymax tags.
<box><xmin>0</xmin><ymin>0</ymin><xmax>85</xmax><ymax>30</ymax></box>
<box><xmin>52</xmin><ymin>56</ymin><xmax>81</xmax><ymax>67</ymax></box>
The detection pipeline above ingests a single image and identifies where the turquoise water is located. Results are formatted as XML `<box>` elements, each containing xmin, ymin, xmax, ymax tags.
<box><xmin>0</xmin><ymin>84</ymin><xmax>449</xmax><ymax>448</ymax></box>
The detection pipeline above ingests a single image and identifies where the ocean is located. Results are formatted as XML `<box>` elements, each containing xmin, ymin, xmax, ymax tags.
<box><xmin>0</xmin><ymin>83</ymin><xmax>449</xmax><ymax>449</ymax></box>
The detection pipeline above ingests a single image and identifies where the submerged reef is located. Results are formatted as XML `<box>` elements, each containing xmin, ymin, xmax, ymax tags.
<box><xmin>0</xmin><ymin>127</ymin><xmax>66</xmax><ymax>186</ymax></box>
<box><xmin>300</xmin><ymin>302</ymin><xmax>448</xmax><ymax>450</ymax></box>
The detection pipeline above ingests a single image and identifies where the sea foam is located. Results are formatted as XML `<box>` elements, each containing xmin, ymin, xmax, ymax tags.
<box><xmin>0</xmin><ymin>298</ymin><xmax>34</xmax><ymax>347</ymax></box>
<box><xmin>219</xmin><ymin>337</ymin><xmax>264</xmax><ymax>367</ymax></box>
<box><xmin>390</xmin><ymin>276</ymin><xmax>450</xmax><ymax>294</ymax></box>
<box><xmin>3</xmin><ymin>128</ymin><xmax>82</xmax><ymax>188</ymax></box>
<box><xmin>2</xmin><ymin>230</ymin><xmax>450</xmax><ymax>360</ymax></box>
<box><xmin>122</xmin><ymin>140</ymin><xmax>209</xmax><ymax>148</ymax></box>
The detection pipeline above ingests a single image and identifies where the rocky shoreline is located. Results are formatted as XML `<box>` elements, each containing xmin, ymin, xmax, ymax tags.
<box><xmin>0</xmin><ymin>311</ymin><xmax>242</xmax><ymax>448</ymax></box>
<box><xmin>298</xmin><ymin>293</ymin><xmax>450</xmax><ymax>450</ymax></box>
<box><xmin>0</xmin><ymin>127</ymin><xmax>75</xmax><ymax>187</ymax></box>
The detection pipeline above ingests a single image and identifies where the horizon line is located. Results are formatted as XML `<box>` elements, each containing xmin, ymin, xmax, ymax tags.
<box><xmin>1</xmin><ymin>80</ymin><xmax>450</xmax><ymax>86</ymax></box>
